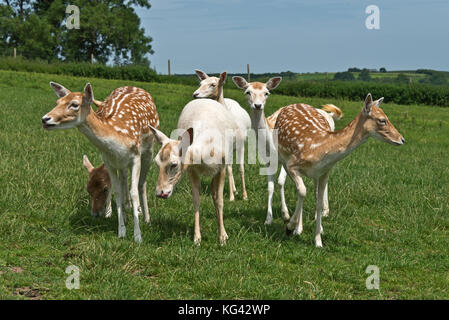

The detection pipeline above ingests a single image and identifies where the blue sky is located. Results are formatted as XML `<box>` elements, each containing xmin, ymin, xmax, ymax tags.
<box><xmin>135</xmin><ymin>0</ymin><xmax>449</xmax><ymax>74</ymax></box>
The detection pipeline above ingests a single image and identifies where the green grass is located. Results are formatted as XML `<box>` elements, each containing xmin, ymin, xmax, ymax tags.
<box><xmin>0</xmin><ymin>70</ymin><xmax>448</xmax><ymax>299</ymax></box>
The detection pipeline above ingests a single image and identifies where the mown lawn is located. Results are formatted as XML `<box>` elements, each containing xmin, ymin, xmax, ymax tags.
<box><xmin>0</xmin><ymin>70</ymin><xmax>448</xmax><ymax>299</ymax></box>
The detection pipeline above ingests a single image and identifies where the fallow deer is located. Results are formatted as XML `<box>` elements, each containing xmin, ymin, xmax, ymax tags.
<box><xmin>275</xmin><ymin>93</ymin><xmax>404</xmax><ymax>247</ymax></box>
<box><xmin>83</xmin><ymin>155</ymin><xmax>112</xmax><ymax>218</ymax></box>
<box><xmin>232</xmin><ymin>76</ymin><xmax>342</xmax><ymax>225</ymax></box>
<box><xmin>150</xmin><ymin>98</ymin><xmax>245</xmax><ymax>245</ymax></box>
<box><xmin>42</xmin><ymin>83</ymin><xmax>159</xmax><ymax>243</ymax></box>
<box><xmin>193</xmin><ymin>69</ymin><xmax>251</xmax><ymax>201</ymax></box>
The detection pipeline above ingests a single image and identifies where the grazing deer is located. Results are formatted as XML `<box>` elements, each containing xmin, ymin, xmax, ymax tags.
<box><xmin>193</xmin><ymin>69</ymin><xmax>251</xmax><ymax>201</ymax></box>
<box><xmin>275</xmin><ymin>93</ymin><xmax>404</xmax><ymax>247</ymax></box>
<box><xmin>42</xmin><ymin>83</ymin><xmax>159</xmax><ymax>243</ymax></box>
<box><xmin>232</xmin><ymin>76</ymin><xmax>343</xmax><ymax>225</ymax></box>
<box><xmin>150</xmin><ymin>98</ymin><xmax>245</xmax><ymax>245</ymax></box>
<box><xmin>83</xmin><ymin>155</ymin><xmax>113</xmax><ymax>218</ymax></box>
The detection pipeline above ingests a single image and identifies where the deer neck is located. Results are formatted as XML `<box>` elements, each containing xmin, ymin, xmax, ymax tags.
<box><xmin>216</xmin><ymin>86</ymin><xmax>226</xmax><ymax>106</ymax></box>
<box><xmin>77</xmin><ymin>107</ymin><xmax>114</xmax><ymax>151</ymax></box>
<box><xmin>319</xmin><ymin>113</ymin><xmax>370</xmax><ymax>165</ymax></box>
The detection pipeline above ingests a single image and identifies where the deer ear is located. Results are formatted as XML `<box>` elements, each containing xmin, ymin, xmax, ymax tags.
<box><xmin>178</xmin><ymin>127</ymin><xmax>194</xmax><ymax>157</ymax></box>
<box><xmin>84</xmin><ymin>83</ymin><xmax>94</xmax><ymax>104</ymax></box>
<box><xmin>363</xmin><ymin>93</ymin><xmax>373</xmax><ymax>115</ymax></box>
<box><xmin>266</xmin><ymin>77</ymin><xmax>282</xmax><ymax>90</ymax></box>
<box><xmin>232</xmin><ymin>76</ymin><xmax>248</xmax><ymax>89</ymax></box>
<box><xmin>83</xmin><ymin>155</ymin><xmax>94</xmax><ymax>173</ymax></box>
<box><xmin>219</xmin><ymin>71</ymin><xmax>227</xmax><ymax>85</ymax></box>
<box><xmin>149</xmin><ymin>125</ymin><xmax>170</xmax><ymax>145</ymax></box>
<box><xmin>50</xmin><ymin>82</ymin><xmax>70</xmax><ymax>98</ymax></box>
<box><xmin>374</xmin><ymin>97</ymin><xmax>384</xmax><ymax>107</ymax></box>
<box><xmin>195</xmin><ymin>69</ymin><xmax>208</xmax><ymax>81</ymax></box>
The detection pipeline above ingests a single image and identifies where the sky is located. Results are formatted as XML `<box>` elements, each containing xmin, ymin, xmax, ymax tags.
<box><xmin>135</xmin><ymin>0</ymin><xmax>449</xmax><ymax>74</ymax></box>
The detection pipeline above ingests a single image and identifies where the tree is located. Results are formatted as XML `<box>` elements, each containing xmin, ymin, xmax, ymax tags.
<box><xmin>379</xmin><ymin>67</ymin><xmax>387</xmax><ymax>73</ymax></box>
<box><xmin>334</xmin><ymin>71</ymin><xmax>355</xmax><ymax>81</ymax></box>
<box><xmin>358</xmin><ymin>69</ymin><xmax>371</xmax><ymax>81</ymax></box>
<box><xmin>0</xmin><ymin>0</ymin><xmax>154</xmax><ymax>65</ymax></box>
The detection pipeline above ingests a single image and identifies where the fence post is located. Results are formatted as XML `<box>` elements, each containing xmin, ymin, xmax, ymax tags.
<box><xmin>13</xmin><ymin>48</ymin><xmax>16</xmax><ymax>58</ymax></box>
<box><xmin>247</xmin><ymin>64</ymin><xmax>250</xmax><ymax>81</ymax></box>
<box><xmin>91</xmin><ymin>53</ymin><xmax>94</xmax><ymax>64</ymax></box>
<box><xmin>168</xmin><ymin>59</ymin><xmax>171</xmax><ymax>76</ymax></box>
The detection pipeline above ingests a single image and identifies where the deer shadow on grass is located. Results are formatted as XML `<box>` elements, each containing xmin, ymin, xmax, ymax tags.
<box><xmin>68</xmin><ymin>193</ymin><xmax>190</xmax><ymax>243</ymax></box>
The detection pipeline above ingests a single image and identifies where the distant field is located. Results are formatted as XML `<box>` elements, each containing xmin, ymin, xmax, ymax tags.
<box><xmin>295</xmin><ymin>72</ymin><xmax>428</xmax><ymax>81</ymax></box>
<box><xmin>0</xmin><ymin>70</ymin><xmax>448</xmax><ymax>299</ymax></box>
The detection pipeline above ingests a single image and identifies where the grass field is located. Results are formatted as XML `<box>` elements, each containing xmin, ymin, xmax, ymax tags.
<box><xmin>0</xmin><ymin>70</ymin><xmax>448</xmax><ymax>299</ymax></box>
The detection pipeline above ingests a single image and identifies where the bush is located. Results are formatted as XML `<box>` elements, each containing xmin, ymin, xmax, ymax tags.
<box><xmin>334</xmin><ymin>72</ymin><xmax>355</xmax><ymax>81</ymax></box>
<box><xmin>0</xmin><ymin>56</ymin><xmax>160</xmax><ymax>82</ymax></box>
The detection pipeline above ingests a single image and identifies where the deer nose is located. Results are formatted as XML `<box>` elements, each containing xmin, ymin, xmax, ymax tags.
<box><xmin>193</xmin><ymin>93</ymin><xmax>199</xmax><ymax>98</ymax></box>
<box><xmin>157</xmin><ymin>190</ymin><xmax>171</xmax><ymax>199</ymax></box>
<box><xmin>42</xmin><ymin>116</ymin><xmax>51</xmax><ymax>124</ymax></box>
<box><xmin>401</xmin><ymin>137</ymin><xmax>405</xmax><ymax>144</ymax></box>
<box><xmin>254</xmin><ymin>104</ymin><xmax>262</xmax><ymax>110</ymax></box>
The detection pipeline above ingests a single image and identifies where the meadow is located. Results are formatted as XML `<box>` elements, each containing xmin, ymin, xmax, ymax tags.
<box><xmin>0</xmin><ymin>70</ymin><xmax>448</xmax><ymax>299</ymax></box>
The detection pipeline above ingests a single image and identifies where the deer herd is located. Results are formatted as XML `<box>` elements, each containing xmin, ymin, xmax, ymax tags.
<box><xmin>42</xmin><ymin>70</ymin><xmax>404</xmax><ymax>247</ymax></box>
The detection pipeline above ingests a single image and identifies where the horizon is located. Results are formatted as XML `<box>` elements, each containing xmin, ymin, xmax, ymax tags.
<box><xmin>135</xmin><ymin>0</ymin><xmax>449</xmax><ymax>74</ymax></box>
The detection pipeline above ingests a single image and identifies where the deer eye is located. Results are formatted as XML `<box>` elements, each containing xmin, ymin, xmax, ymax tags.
<box><xmin>103</xmin><ymin>187</ymin><xmax>109</xmax><ymax>193</ymax></box>
<box><xmin>378</xmin><ymin>119</ymin><xmax>387</xmax><ymax>125</ymax></box>
<box><xmin>246</xmin><ymin>91</ymin><xmax>251</xmax><ymax>95</ymax></box>
<box><xmin>210</xmin><ymin>83</ymin><xmax>216</xmax><ymax>87</ymax></box>
<box><xmin>69</xmin><ymin>102</ymin><xmax>79</xmax><ymax>110</ymax></box>
<box><xmin>170</xmin><ymin>162</ymin><xmax>178</xmax><ymax>170</ymax></box>
<box><xmin>265</xmin><ymin>92</ymin><xmax>270</xmax><ymax>96</ymax></box>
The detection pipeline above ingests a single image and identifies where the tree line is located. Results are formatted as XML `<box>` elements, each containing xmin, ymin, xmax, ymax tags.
<box><xmin>0</xmin><ymin>0</ymin><xmax>154</xmax><ymax>65</ymax></box>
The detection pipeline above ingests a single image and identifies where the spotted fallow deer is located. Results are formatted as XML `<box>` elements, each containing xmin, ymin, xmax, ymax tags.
<box><xmin>275</xmin><ymin>93</ymin><xmax>404</xmax><ymax>247</ymax></box>
<box><xmin>42</xmin><ymin>83</ymin><xmax>159</xmax><ymax>243</ymax></box>
<box><xmin>232</xmin><ymin>76</ymin><xmax>343</xmax><ymax>225</ymax></box>
<box><xmin>193</xmin><ymin>69</ymin><xmax>251</xmax><ymax>201</ymax></box>
<box><xmin>149</xmin><ymin>98</ymin><xmax>245</xmax><ymax>245</ymax></box>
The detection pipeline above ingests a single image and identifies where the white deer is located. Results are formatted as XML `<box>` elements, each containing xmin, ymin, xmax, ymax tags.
<box><xmin>275</xmin><ymin>94</ymin><xmax>404</xmax><ymax>247</ymax></box>
<box><xmin>193</xmin><ymin>70</ymin><xmax>251</xmax><ymax>201</ymax></box>
<box><xmin>149</xmin><ymin>98</ymin><xmax>245</xmax><ymax>245</ymax></box>
<box><xmin>232</xmin><ymin>76</ymin><xmax>343</xmax><ymax>225</ymax></box>
<box><xmin>42</xmin><ymin>83</ymin><xmax>159</xmax><ymax>243</ymax></box>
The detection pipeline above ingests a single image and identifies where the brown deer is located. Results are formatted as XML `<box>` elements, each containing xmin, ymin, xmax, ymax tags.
<box><xmin>83</xmin><ymin>155</ymin><xmax>112</xmax><ymax>218</ymax></box>
<box><xmin>82</xmin><ymin>155</ymin><xmax>132</xmax><ymax>219</ymax></box>
<box><xmin>42</xmin><ymin>83</ymin><xmax>159</xmax><ymax>243</ymax></box>
<box><xmin>275</xmin><ymin>93</ymin><xmax>404</xmax><ymax>247</ymax></box>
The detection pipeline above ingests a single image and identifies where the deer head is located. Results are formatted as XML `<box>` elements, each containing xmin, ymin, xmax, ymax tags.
<box><xmin>232</xmin><ymin>76</ymin><xmax>282</xmax><ymax>110</ymax></box>
<box><xmin>193</xmin><ymin>70</ymin><xmax>227</xmax><ymax>99</ymax></box>
<box><xmin>149</xmin><ymin>126</ymin><xmax>194</xmax><ymax>199</ymax></box>
<box><xmin>361</xmin><ymin>93</ymin><xmax>405</xmax><ymax>146</ymax></box>
<box><xmin>83</xmin><ymin>155</ymin><xmax>111</xmax><ymax>217</ymax></box>
<box><xmin>42</xmin><ymin>82</ymin><xmax>94</xmax><ymax>130</ymax></box>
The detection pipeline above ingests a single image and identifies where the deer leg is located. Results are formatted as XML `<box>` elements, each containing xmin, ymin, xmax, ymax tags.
<box><xmin>107</xmin><ymin>166</ymin><xmax>126</xmax><ymax>239</ymax></box>
<box><xmin>139</xmin><ymin>151</ymin><xmax>152</xmax><ymax>225</ymax></box>
<box><xmin>130</xmin><ymin>156</ymin><xmax>142</xmax><ymax>243</ymax></box>
<box><xmin>265</xmin><ymin>174</ymin><xmax>275</xmax><ymax>225</ymax></box>
<box><xmin>323</xmin><ymin>182</ymin><xmax>330</xmax><ymax>217</ymax></box>
<box><xmin>238</xmin><ymin>144</ymin><xmax>248</xmax><ymax>201</ymax></box>
<box><xmin>278</xmin><ymin>165</ymin><xmax>290</xmax><ymax>222</ymax></box>
<box><xmin>314</xmin><ymin>172</ymin><xmax>329</xmax><ymax>247</ymax></box>
<box><xmin>104</xmin><ymin>189</ymin><xmax>112</xmax><ymax>218</ymax></box>
<box><xmin>188</xmin><ymin>170</ymin><xmax>201</xmax><ymax>245</ymax></box>
<box><xmin>120</xmin><ymin>169</ymin><xmax>132</xmax><ymax>211</ymax></box>
<box><xmin>285</xmin><ymin>167</ymin><xmax>306</xmax><ymax>236</ymax></box>
<box><xmin>227</xmin><ymin>165</ymin><xmax>236</xmax><ymax>201</ymax></box>
<box><xmin>211</xmin><ymin>167</ymin><xmax>228</xmax><ymax>245</ymax></box>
